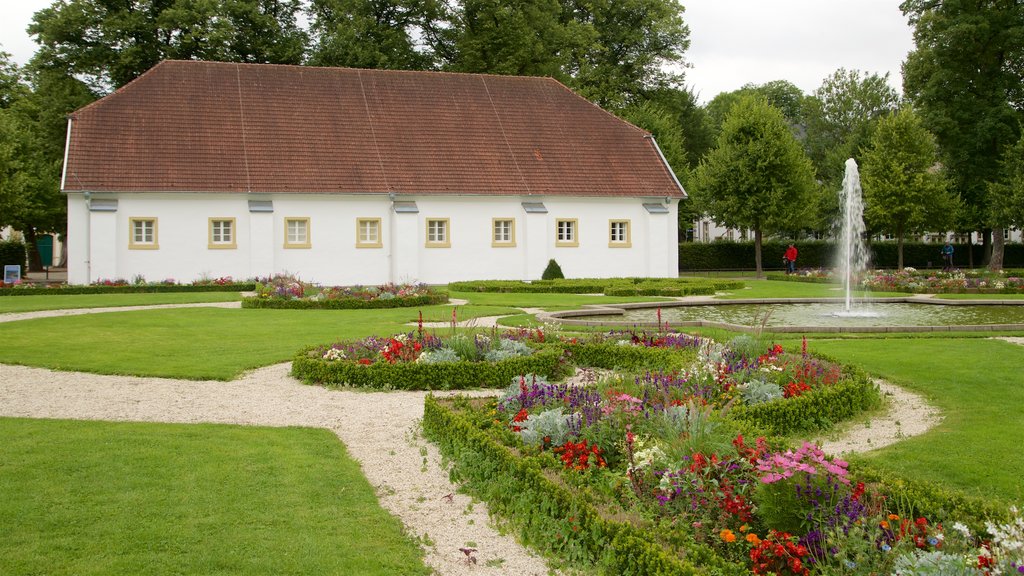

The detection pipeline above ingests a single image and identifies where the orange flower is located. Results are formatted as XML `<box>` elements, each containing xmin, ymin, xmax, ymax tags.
<box><xmin>888</xmin><ymin>513</ymin><xmax>900</xmax><ymax>520</ymax></box>
<box><xmin>720</xmin><ymin>529</ymin><xmax>736</xmax><ymax>543</ymax></box>
<box><xmin>746</xmin><ymin>533</ymin><xmax>761</xmax><ymax>546</ymax></box>
<box><xmin>880</xmin><ymin>521</ymin><xmax>890</xmax><ymax>530</ymax></box>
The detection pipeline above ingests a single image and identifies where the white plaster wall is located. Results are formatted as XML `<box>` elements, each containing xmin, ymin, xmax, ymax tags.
<box><xmin>64</xmin><ymin>193</ymin><xmax>680</xmax><ymax>285</ymax></box>
<box><xmin>66</xmin><ymin>194</ymin><xmax>89</xmax><ymax>284</ymax></box>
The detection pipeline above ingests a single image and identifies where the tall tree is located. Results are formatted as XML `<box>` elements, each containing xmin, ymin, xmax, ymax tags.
<box><xmin>861</xmin><ymin>107</ymin><xmax>955</xmax><ymax>270</ymax></box>
<box><xmin>803</xmin><ymin>68</ymin><xmax>900</xmax><ymax>185</ymax></box>
<box><xmin>29</xmin><ymin>0</ymin><xmax>308</xmax><ymax>90</ymax></box>
<box><xmin>693</xmin><ymin>96</ymin><xmax>816</xmax><ymax>276</ymax></box>
<box><xmin>987</xmin><ymin>133</ymin><xmax>1024</xmax><ymax>270</ymax></box>
<box><xmin>450</xmin><ymin>0</ymin><xmax>572</xmax><ymax>77</ymax></box>
<box><xmin>901</xmin><ymin>0</ymin><xmax>1024</xmax><ymax>263</ymax></box>
<box><xmin>703</xmin><ymin>80</ymin><xmax>805</xmax><ymax>140</ymax></box>
<box><xmin>307</xmin><ymin>0</ymin><xmax>438</xmax><ymax>69</ymax></box>
<box><xmin>561</xmin><ymin>0</ymin><xmax>690</xmax><ymax>108</ymax></box>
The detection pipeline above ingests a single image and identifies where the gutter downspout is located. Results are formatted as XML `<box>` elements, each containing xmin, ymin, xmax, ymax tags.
<box><xmin>645</xmin><ymin>135</ymin><xmax>686</xmax><ymax>198</ymax></box>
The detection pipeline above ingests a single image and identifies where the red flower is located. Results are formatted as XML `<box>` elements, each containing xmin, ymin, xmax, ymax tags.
<box><xmin>358</xmin><ymin>358</ymin><xmax>372</xmax><ymax>365</ymax></box>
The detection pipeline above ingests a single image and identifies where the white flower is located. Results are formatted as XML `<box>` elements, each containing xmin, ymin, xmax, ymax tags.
<box><xmin>322</xmin><ymin>348</ymin><xmax>345</xmax><ymax>361</ymax></box>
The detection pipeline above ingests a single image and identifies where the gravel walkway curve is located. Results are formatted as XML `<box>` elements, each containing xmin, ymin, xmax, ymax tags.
<box><xmin>0</xmin><ymin>361</ymin><xmax>550</xmax><ymax>576</ymax></box>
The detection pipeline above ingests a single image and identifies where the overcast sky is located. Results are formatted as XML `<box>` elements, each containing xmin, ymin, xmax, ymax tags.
<box><xmin>1</xmin><ymin>0</ymin><xmax>915</xmax><ymax>102</ymax></box>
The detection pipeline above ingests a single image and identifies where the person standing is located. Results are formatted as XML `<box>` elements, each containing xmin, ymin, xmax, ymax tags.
<box><xmin>941</xmin><ymin>241</ymin><xmax>954</xmax><ymax>271</ymax></box>
<box><xmin>785</xmin><ymin>244</ymin><xmax>798</xmax><ymax>274</ymax></box>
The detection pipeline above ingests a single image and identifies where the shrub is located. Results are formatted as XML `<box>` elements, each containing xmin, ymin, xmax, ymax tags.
<box><xmin>0</xmin><ymin>239</ymin><xmax>26</xmax><ymax>280</ymax></box>
<box><xmin>542</xmin><ymin>259</ymin><xmax>565</xmax><ymax>280</ymax></box>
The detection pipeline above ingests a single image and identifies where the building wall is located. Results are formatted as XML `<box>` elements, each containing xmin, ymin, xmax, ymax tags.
<box><xmin>66</xmin><ymin>193</ymin><xmax>679</xmax><ymax>285</ymax></box>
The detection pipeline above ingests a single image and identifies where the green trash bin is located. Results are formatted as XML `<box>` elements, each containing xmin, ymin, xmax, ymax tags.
<box><xmin>36</xmin><ymin>235</ymin><xmax>54</xmax><ymax>267</ymax></box>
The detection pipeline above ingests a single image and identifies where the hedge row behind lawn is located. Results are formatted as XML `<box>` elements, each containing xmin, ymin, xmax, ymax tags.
<box><xmin>241</xmin><ymin>292</ymin><xmax>449</xmax><ymax>310</ymax></box>
<box><xmin>448</xmin><ymin>277</ymin><xmax>742</xmax><ymax>296</ymax></box>
<box><xmin>291</xmin><ymin>346</ymin><xmax>571</xmax><ymax>390</ymax></box>
<box><xmin>0</xmin><ymin>283</ymin><xmax>256</xmax><ymax>296</ymax></box>
<box><xmin>679</xmin><ymin>240</ymin><xmax>1024</xmax><ymax>271</ymax></box>
<box><xmin>423</xmin><ymin>395</ymin><xmax>747</xmax><ymax>576</ymax></box>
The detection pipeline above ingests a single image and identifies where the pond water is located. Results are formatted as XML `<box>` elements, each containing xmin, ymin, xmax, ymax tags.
<box><xmin>583</xmin><ymin>303</ymin><xmax>1024</xmax><ymax>328</ymax></box>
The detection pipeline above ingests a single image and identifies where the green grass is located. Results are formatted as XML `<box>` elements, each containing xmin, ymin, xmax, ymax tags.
<box><xmin>0</xmin><ymin>291</ymin><xmax>243</xmax><ymax>313</ymax></box>
<box><xmin>0</xmin><ymin>418</ymin><xmax>430</xmax><ymax>576</ymax></box>
<box><xmin>0</xmin><ymin>304</ymin><xmax>519</xmax><ymax>380</ymax></box>
<box><xmin>800</xmin><ymin>337</ymin><xmax>1024</xmax><ymax>505</ymax></box>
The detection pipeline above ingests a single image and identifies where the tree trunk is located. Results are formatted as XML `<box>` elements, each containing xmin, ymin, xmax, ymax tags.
<box><xmin>23</xmin><ymin>226</ymin><xmax>43</xmax><ymax>272</ymax></box>
<box><xmin>967</xmin><ymin>231</ymin><xmax>975</xmax><ymax>269</ymax></box>
<box><xmin>897</xmin><ymin>232</ymin><xmax>904</xmax><ymax>271</ymax></box>
<box><xmin>981</xmin><ymin>229</ymin><xmax>992</xmax><ymax>266</ymax></box>
<box><xmin>990</xmin><ymin>231</ymin><xmax>1005</xmax><ymax>272</ymax></box>
<box><xmin>754</xmin><ymin>228</ymin><xmax>763</xmax><ymax>278</ymax></box>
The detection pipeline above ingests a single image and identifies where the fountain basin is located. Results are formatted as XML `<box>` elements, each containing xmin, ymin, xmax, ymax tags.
<box><xmin>540</xmin><ymin>298</ymin><xmax>1024</xmax><ymax>333</ymax></box>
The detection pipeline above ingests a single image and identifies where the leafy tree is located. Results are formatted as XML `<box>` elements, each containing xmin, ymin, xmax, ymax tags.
<box><xmin>861</xmin><ymin>107</ymin><xmax>955</xmax><ymax>270</ymax></box>
<box><xmin>561</xmin><ymin>0</ymin><xmax>690</xmax><ymax>109</ymax></box>
<box><xmin>702</xmin><ymin>80</ymin><xmax>805</xmax><ymax>140</ymax></box>
<box><xmin>449</xmin><ymin>0</ymin><xmax>571</xmax><ymax>77</ymax></box>
<box><xmin>801</xmin><ymin>69</ymin><xmax>900</xmax><ymax>234</ymax></box>
<box><xmin>987</xmin><ymin>133</ymin><xmax>1024</xmax><ymax>270</ymax></box>
<box><xmin>803</xmin><ymin>68</ymin><xmax>900</xmax><ymax>185</ymax></box>
<box><xmin>643</xmin><ymin>86</ymin><xmax>714</xmax><ymax>167</ymax></box>
<box><xmin>901</xmin><ymin>0</ymin><xmax>1024</xmax><ymax>262</ymax></box>
<box><xmin>28</xmin><ymin>0</ymin><xmax>309</xmax><ymax>90</ymax></box>
<box><xmin>0</xmin><ymin>61</ymin><xmax>95</xmax><ymax>271</ymax></box>
<box><xmin>692</xmin><ymin>96</ymin><xmax>816</xmax><ymax>276</ymax></box>
<box><xmin>307</xmin><ymin>0</ymin><xmax>438</xmax><ymax>69</ymax></box>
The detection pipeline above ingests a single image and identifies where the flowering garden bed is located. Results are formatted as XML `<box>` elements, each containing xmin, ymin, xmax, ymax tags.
<box><xmin>0</xmin><ymin>276</ymin><xmax>254</xmax><ymax>295</ymax></box>
<box><xmin>420</xmin><ymin>333</ymin><xmax>1021</xmax><ymax>575</ymax></box>
<box><xmin>241</xmin><ymin>274</ymin><xmax>448</xmax><ymax>309</ymax></box>
<box><xmin>768</xmin><ymin>269</ymin><xmax>1024</xmax><ymax>294</ymax></box>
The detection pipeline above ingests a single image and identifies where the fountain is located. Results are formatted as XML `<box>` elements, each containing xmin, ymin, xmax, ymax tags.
<box><xmin>833</xmin><ymin>158</ymin><xmax>877</xmax><ymax>317</ymax></box>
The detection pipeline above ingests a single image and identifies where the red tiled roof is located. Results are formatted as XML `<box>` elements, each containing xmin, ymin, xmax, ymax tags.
<box><xmin>63</xmin><ymin>60</ymin><xmax>685</xmax><ymax>198</ymax></box>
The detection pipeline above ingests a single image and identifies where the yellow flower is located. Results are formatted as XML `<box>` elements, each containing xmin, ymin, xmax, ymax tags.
<box><xmin>720</xmin><ymin>529</ymin><xmax>736</xmax><ymax>543</ymax></box>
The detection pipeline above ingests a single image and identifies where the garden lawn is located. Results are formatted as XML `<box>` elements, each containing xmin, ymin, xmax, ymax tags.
<box><xmin>0</xmin><ymin>418</ymin><xmax>429</xmax><ymax>576</ymax></box>
<box><xmin>0</xmin><ymin>292</ymin><xmax>243</xmax><ymax>313</ymax></box>
<box><xmin>0</xmin><ymin>304</ymin><xmax>519</xmax><ymax>380</ymax></box>
<box><xmin>801</xmin><ymin>337</ymin><xmax>1024</xmax><ymax>505</ymax></box>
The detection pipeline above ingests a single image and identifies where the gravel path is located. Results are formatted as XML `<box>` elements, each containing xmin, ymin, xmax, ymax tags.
<box><xmin>0</xmin><ymin>301</ymin><xmax>242</xmax><ymax>323</ymax></box>
<box><xmin>0</xmin><ymin>362</ymin><xmax>550</xmax><ymax>575</ymax></box>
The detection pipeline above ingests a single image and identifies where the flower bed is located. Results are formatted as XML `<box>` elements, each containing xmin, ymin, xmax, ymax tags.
<box><xmin>293</xmin><ymin>329</ymin><xmax>573</xmax><ymax>389</ymax></box>
<box><xmin>423</xmin><ymin>333</ymin><xmax>1020</xmax><ymax>575</ymax></box>
<box><xmin>241</xmin><ymin>274</ymin><xmax>448</xmax><ymax>309</ymax></box>
<box><xmin>0</xmin><ymin>276</ymin><xmax>255</xmax><ymax>295</ymax></box>
<box><xmin>768</xmin><ymin>269</ymin><xmax>1024</xmax><ymax>294</ymax></box>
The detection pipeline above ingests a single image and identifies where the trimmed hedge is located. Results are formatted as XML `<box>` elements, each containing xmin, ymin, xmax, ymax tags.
<box><xmin>731</xmin><ymin>375</ymin><xmax>882</xmax><ymax>436</ymax></box>
<box><xmin>851</xmin><ymin>463</ymin><xmax>1010</xmax><ymax>533</ymax></box>
<box><xmin>448</xmin><ymin>277</ymin><xmax>742</xmax><ymax>297</ymax></box>
<box><xmin>423</xmin><ymin>396</ymin><xmax>747</xmax><ymax>575</ymax></box>
<box><xmin>241</xmin><ymin>292</ymin><xmax>448</xmax><ymax>309</ymax></box>
<box><xmin>0</xmin><ymin>239</ymin><xmax>26</xmax><ymax>279</ymax></box>
<box><xmin>561</xmin><ymin>342</ymin><xmax>697</xmax><ymax>372</ymax></box>
<box><xmin>0</xmin><ymin>283</ymin><xmax>256</xmax><ymax>296</ymax></box>
<box><xmin>291</xmin><ymin>347</ymin><xmax>570</xmax><ymax>390</ymax></box>
<box><xmin>679</xmin><ymin>240</ymin><xmax>1024</xmax><ymax>270</ymax></box>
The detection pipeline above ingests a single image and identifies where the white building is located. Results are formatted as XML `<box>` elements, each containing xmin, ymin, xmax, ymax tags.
<box><xmin>61</xmin><ymin>61</ymin><xmax>684</xmax><ymax>285</ymax></box>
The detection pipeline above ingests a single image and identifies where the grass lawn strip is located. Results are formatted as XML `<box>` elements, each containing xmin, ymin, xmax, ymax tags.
<box><xmin>0</xmin><ymin>418</ymin><xmax>429</xmax><ymax>576</ymax></box>
<box><xmin>0</xmin><ymin>291</ymin><xmax>243</xmax><ymax>314</ymax></box>
<box><xmin>0</xmin><ymin>362</ymin><xmax>551</xmax><ymax>575</ymax></box>
<box><xmin>0</xmin><ymin>305</ymin><xmax>523</xmax><ymax>380</ymax></box>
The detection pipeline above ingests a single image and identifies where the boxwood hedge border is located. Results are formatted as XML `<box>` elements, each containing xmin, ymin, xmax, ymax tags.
<box><xmin>241</xmin><ymin>291</ymin><xmax>449</xmax><ymax>310</ymax></box>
